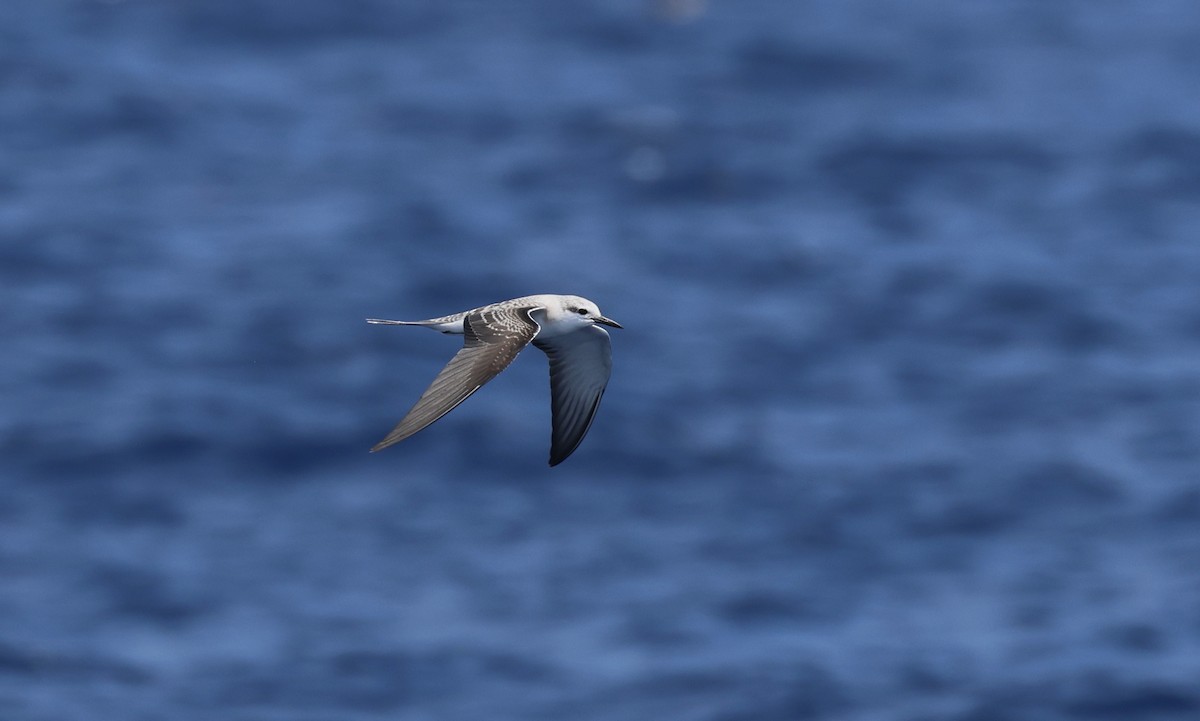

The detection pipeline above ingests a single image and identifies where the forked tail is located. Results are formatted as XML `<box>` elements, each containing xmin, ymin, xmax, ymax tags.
<box><xmin>365</xmin><ymin>318</ymin><xmax>423</xmax><ymax>325</ymax></box>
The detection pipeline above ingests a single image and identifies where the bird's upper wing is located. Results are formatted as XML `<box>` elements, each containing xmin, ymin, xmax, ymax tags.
<box><xmin>533</xmin><ymin>325</ymin><xmax>612</xmax><ymax>466</ymax></box>
<box><xmin>371</xmin><ymin>305</ymin><xmax>541</xmax><ymax>452</ymax></box>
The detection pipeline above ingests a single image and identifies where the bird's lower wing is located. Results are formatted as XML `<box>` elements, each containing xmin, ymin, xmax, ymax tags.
<box><xmin>371</xmin><ymin>307</ymin><xmax>540</xmax><ymax>452</ymax></box>
<box><xmin>533</xmin><ymin>325</ymin><xmax>612</xmax><ymax>466</ymax></box>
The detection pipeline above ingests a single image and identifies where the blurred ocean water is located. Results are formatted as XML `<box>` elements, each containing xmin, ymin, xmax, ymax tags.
<box><xmin>3</xmin><ymin>1</ymin><xmax>1200</xmax><ymax>719</ymax></box>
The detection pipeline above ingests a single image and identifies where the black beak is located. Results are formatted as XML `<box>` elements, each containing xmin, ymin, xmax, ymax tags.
<box><xmin>594</xmin><ymin>315</ymin><xmax>623</xmax><ymax>329</ymax></box>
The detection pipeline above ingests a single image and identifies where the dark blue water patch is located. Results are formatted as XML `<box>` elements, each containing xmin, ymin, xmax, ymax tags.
<box><xmin>540</xmin><ymin>7</ymin><xmax>658</xmax><ymax>53</ymax></box>
<box><xmin>1060</xmin><ymin>677</ymin><xmax>1200</xmax><ymax>719</ymax></box>
<box><xmin>816</xmin><ymin>263</ymin><xmax>1104</xmax><ymax>357</ymax></box>
<box><xmin>895</xmin><ymin>648</ymin><xmax>978</xmax><ymax>697</ymax></box>
<box><xmin>0</xmin><ymin>642</ymin><xmax>151</xmax><ymax>686</ymax></box>
<box><xmin>15</xmin><ymin>434</ymin><xmax>206</xmax><ymax>483</ymax></box>
<box><xmin>818</xmin><ymin>135</ymin><xmax>1059</xmax><ymax>235</ymax></box>
<box><xmin>373</xmin><ymin>103</ymin><xmax>520</xmax><ymax>144</ymax></box>
<box><xmin>542</xmin><ymin>109</ymin><xmax>797</xmax><ymax>205</ymax></box>
<box><xmin>851</xmin><ymin>458</ymin><xmax>1126</xmax><ymax>545</ymax></box>
<box><xmin>34</xmin><ymin>358</ymin><xmax>118</xmax><ymax>390</ymax></box>
<box><xmin>401</xmin><ymin>271</ymin><xmax>537</xmax><ymax>315</ymax></box>
<box><xmin>69</xmin><ymin>92</ymin><xmax>183</xmax><ymax>146</ymax></box>
<box><xmin>626</xmin><ymin>151</ymin><xmax>791</xmax><ymax>205</ymax></box>
<box><xmin>631</xmin><ymin>662</ymin><xmax>847</xmax><ymax>721</ymax></box>
<box><xmin>229</xmin><ymin>435</ymin><xmax>375</xmax><ymax>479</ymax></box>
<box><xmin>940</xmin><ymin>279</ymin><xmax>1126</xmax><ymax>353</ymax></box>
<box><xmin>957</xmin><ymin>701</ymin><xmax>1046</xmax><ymax>721</ymax></box>
<box><xmin>634</xmin><ymin>243</ymin><xmax>817</xmax><ymax>298</ymax></box>
<box><xmin>1093</xmin><ymin>127</ymin><xmax>1200</xmax><ymax>239</ymax></box>
<box><xmin>615</xmin><ymin>608</ymin><xmax>705</xmax><ymax>648</ymax></box>
<box><xmin>56</xmin><ymin>483</ymin><xmax>188</xmax><ymax>528</ymax></box>
<box><xmin>353</xmin><ymin>200</ymin><xmax>494</xmax><ymax>274</ymax></box>
<box><xmin>878</xmin><ymin>461</ymin><xmax>1019</xmax><ymax>538</ymax></box>
<box><xmin>192</xmin><ymin>647</ymin><xmax>561</xmax><ymax>713</ymax></box>
<box><xmin>1125</xmin><ymin>410</ymin><xmax>1200</xmax><ymax>465</ymax></box>
<box><xmin>951</xmin><ymin>374</ymin><xmax>1089</xmax><ymax>436</ymax></box>
<box><xmin>1155</xmin><ymin>488</ymin><xmax>1200</xmax><ymax>524</ymax></box>
<box><xmin>716</xmin><ymin>591</ymin><xmax>817</xmax><ymax>628</ymax></box>
<box><xmin>955</xmin><ymin>674</ymin><xmax>1200</xmax><ymax>721</ymax></box>
<box><xmin>2</xmin><ymin>44</ymin><xmax>186</xmax><ymax>151</ymax></box>
<box><xmin>820</xmin><ymin>135</ymin><xmax>1060</xmax><ymax>204</ymax></box>
<box><xmin>86</xmin><ymin>563</ymin><xmax>209</xmax><ymax>625</ymax></box>
<box><xmin>1008</xmin><ymin>600</ymin><xmax>1059</xmax><ymax>633</ymax></box>
<box><xmin>0</xmin><ymin>169</ymin><xmax>17</xmax><ymax>199</ymax></box>
<box><xmin>0</xmin><ymin>235</ymin><xmax>106</xmax><ymax>282</ymax></box>
<box><xmin>173</xmin><ymin>0</ymin><xmax>453</xmax><ymax>46</ymax></box>
<box><xmin>735</xmin><ymin>39</ymin><xmax>898</xmax><ymax>93</ymax></box>
<box><xmin>1101</xmin><ymin>623</ymin><xmax>1167</xmax><ymax>654</ymax></box>
<box><xmin>1022</xmin><ymin>460</ymin><xmax>1123</xmax><ymax>522</ymax></box>
<box><xmin>1111</xmin><ymin>127</ymin><xmax>1200</xmax><ymax>199</ymax></box>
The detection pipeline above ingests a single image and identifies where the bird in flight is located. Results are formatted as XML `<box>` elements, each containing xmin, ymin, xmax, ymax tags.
<box><xmin>367</xmin><ymin>294</ymin><xmax>622</xmax><ymax>466</ymax></box>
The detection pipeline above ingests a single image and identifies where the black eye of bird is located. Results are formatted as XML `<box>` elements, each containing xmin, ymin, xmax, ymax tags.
<box><xmin>575</xmin><ymin>308</ymin><xmax>589</xmax><ymax>315</ymax></box>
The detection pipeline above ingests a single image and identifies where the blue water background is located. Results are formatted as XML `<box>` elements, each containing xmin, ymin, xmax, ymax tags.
<box><xmin>3</xmin><ymin>1</ymin><xmax>1200</xmax><ymax>719</ymax></box>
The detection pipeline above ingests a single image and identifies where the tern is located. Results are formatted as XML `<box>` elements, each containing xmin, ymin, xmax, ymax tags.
<box><xmin>367</xmin><ymin>294</ymin><xmax>622</xmax><ymax>466</ymax></box>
